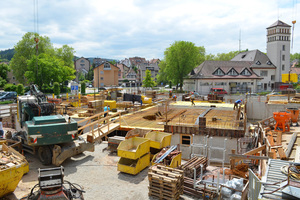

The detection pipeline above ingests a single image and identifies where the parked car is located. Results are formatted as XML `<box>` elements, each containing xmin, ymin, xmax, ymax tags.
<box><xmin>210</xmin><ymin>88</ymin><xmax>227</xmax><ymax>95</ymax></box>
<box><xmin>0</xmin><ymin>91</ymin><xmax>17</xmax><ymax>101</ymax></box>
<box><xmin>164</xmin><ymin>85</ymin><xmax>170</xmax><ymax>88</ymax></box>
<box><xmin>88</xmin><ymin>84</ymin><xmax>93</xmax><ymax>88</ymax></box>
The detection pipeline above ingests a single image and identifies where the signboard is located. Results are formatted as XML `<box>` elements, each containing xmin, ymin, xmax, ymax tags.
<box><xmin>71</xmin><ymin>85</ymin><xmax>78</xmax><ymax>90</ymax></box>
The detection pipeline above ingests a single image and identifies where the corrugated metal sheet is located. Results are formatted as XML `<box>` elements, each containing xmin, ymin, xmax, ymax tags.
<box><xmin>259</xmin><ymin>159</ymin><xmax>297</xmax><ymax>199</ymax></box>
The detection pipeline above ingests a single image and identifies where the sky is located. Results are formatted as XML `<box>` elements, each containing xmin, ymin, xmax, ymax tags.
<box><xmin>0</xmin><ymin>0</ymin><xmax>299</xmax><ymax>61</ymax></box>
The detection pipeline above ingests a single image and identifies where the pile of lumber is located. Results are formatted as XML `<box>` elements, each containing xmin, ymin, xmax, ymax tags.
<box><xmin>180</xmin><ymin>156</ymin><xmax>208</xmax><ymax>178</ymax></box>
<box><xmin>153</xmin><ymin>147</ymin><xmax>181</xmax><ymax>166</ymax></box>
<box><xmin>183</xmin><ymin>177</ymin><xmax>217</xmax><ymax>199</ymax></box>
<box><xmin>148</xmin><ymin>165</ymin><xmax>184</xmax><ymax>200</ymax></box>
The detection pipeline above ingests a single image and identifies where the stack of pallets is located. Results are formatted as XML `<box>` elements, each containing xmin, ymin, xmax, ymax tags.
<box><xmin>180</xmin><ymin>156</ymin><xmax>208</xmax><ymax>178</ymax></box>
<box><xmin>148</xmin><ymin>165</ymin><xmax>184</xmax><ymax>200</ymax></box>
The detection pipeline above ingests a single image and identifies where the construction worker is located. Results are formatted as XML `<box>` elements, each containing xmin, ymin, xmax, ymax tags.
<box><xmin>169</xmin><ymin>90</ymin><xmax>172</xmax><ymax>98</ymax></box>
<box><xmin>172</xmin><ymin>95</ymin><xmax>177</xmax><ymax>102</ymax></box>
<box><xmin>103</xmin><ymin>105</ymin><xmax>110</xmax><ymax>123</ymax></box>
<box><xmin>107</xmin><ymin>90</ymin><xmax>111</xmax><ymax>100</ymax></box>
<box><xmin>191</xmin><ymin>92</ymin><xmax>195</xmax><ymax>106</ymax></box>
<box><xmin>233</xmin><ymin>99</ymin><xmax>242</xmax><ymax>110</ymax></box>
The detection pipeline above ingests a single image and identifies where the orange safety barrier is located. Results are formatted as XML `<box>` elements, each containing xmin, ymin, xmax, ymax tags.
<box><xmin>273</xmin><ymin>112</ymin><xmax>291</xmax><ymax>132</ymax></box>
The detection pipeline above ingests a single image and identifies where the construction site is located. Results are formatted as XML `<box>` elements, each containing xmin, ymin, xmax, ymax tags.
<box><xmin>1</xmin><ymin>87</ymin><xmax>300</xmax><ymax>200</ymax></box>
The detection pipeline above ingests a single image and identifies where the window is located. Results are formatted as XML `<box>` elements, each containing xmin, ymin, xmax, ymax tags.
<box><xmin>12</xmin><ymin>77</ymin><xmax>15</xmax><ymax>80</ymax></box>
<box><xmin>256</xmin><ymin>61</ymin><xmax>261</xmax><ymax>65</ymax></box>
<box><xmin>101</xmin><ymin>83</ymin><xmax>104</xmax><ymax>86</ymax></box>
<box><xmin>100</xmin><ymin>77</ymin><xmax>104</xmax><ymax>80</ymax></box>
<box><xmin>260</xmin><ymin>70</ymin><xmax>268</xmax><ymax>77</ymax></box>
<box><xmin>266</xmin><ymin>60</ymin><xmax>272</xmax><ymax>65</ymax></box>
<box><xmin>213</xmin><ymin>68</ymin><xmax>225</xmax><ymax>76</ymax></box>
<box><xmin>241</xmin><ymin>69</ymin><xmax>252</xmax><ymax>76</ymax></box>
<box><xmin>100</xmin><ymin>71</ymin><xmax>104</xmax><ymax>74</ymax></box>
<box><xmin>271</xmin><ymin>75</ymin><xmax>275</xmax><ymax>81</ymax></box>
<box><xmin>282</xmin><ymin>64</ymin><xmax>285</xmax><ymax>71</ymax></box>
<box><xmin>80</xmin><ymin>60</ymin><xmax>85</xmax><ymax>63</ymax></box>
<box><xmin>80</xmin><ymin>64</ymin><xmax>85</xmax><ymax>67</ymax></box>
<box><xmin>227</xmin><ymin>68</ymin><xmax>238</xmax><ymax>76</ymax></box>
<box><xmin>104</xmin><ymin>63</ymin><xmax>111</xmax><ymax>70</ymax></box>
<box><xmin>181</xmin><ymin>134</ymin><xmax>192</xmax><ymax>145</ymax></box>
<box><xmin>282</xmin><ymin>55</ymin><xmax>285</xmax><ymax>61</ymax></box>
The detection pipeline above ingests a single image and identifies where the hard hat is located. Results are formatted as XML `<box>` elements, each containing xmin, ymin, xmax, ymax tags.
<box><xmin>240</xmin><ymin>99</ymin><xmax>243</xmax><ymax>101</ymax></box>
<box><xmin>192</xmin><ymin>92</ymin><xmax>194</xmax><ymax>94</ymax></box>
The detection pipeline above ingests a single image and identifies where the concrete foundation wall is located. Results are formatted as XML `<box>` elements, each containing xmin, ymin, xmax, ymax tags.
<box><xmin>171</xmin><ymin>133</ymin><xmax>238</xmax><ymax>164</ymax></box>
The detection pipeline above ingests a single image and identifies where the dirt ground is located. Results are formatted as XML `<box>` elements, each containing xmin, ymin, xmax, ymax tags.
<box><xmin>5</xmin><ymin>142</ymin><xmax>196</xmax><ymax>200</ymax></box>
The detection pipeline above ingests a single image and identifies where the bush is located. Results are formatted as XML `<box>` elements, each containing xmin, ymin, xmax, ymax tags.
<box><xmin>61</xmin><ymin>86</ymin><xmax>71</xmax><ymax>93</ymax></box>
<box><xmin>4</xmin><ymin>84</ymin><xmax>17</xmax><ymax>92</ymax></box>
<box><xmin>53</xmin><ymin>82</ymin><xmax>60</xmax><ymax>96</ymax></box>
<box><xmin>81</xmin><ymin>82</ymin><xmax>86</xmax><ymax>94</ymax></box>
<box><xmin>16</xmin><ymin>84</ymin><xmax>24</xmax><ymax>95</ymax></box>
<box><xmin>0</xmin><ymin>100</ymin><xmax>13</xmax><ymax>104</ymax></box>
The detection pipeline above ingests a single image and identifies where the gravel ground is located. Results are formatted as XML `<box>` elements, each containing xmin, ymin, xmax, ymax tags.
<box><xmin>5</xmin><ymin>142</ymin><xmax>196</xmax><ymax>200</ymax></box>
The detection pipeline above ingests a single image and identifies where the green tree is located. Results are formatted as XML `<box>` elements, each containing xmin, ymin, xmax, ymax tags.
<box><xmin>143</xmin><ymin>70</ymin><xmax>156</xmax><ymax>88</ymax></box>
<box><xmin>25</xmin><ymin>53</ymin><xmax>75</xmax><ymax>88</ymax></box>
<box><xmin>16</xmin><ymin>84</ymin><xmax>24</xmax><ymax>95</ymax></box>
<box><xmin>163</xmin><ymin>41</ymin><xmax>204</xmax><ymax>91</ymax></box>
<box><xmin>4</xmin><ymin>84</ymin><xmax>17</xmax><ymax>92</ymax></box>
<box><xmin>81</xmin><ymin>82</ymin><xmax>86</xmax><ymax>94</ymax></box>
<box><xmin>55</xmin><ymin>45</ymin><xmax>75</xmax><ymax>68</ymax></box>
<box><xmin>156</xmin><ymin>60</ymin><xmax>169</xmax><ymax>85</ymax></box>
<box><xmin>0</xmin><ymin>63</ymin><xmax>9</xmax><ymax>88</ymax></box>
<box><xmin>10</xmin><ymin>32</ymin><xmax>53</xmax><ymax>84</ymax></box>
<box><xmin>53</xmin><ymin>82</ymin><xmax>60</xmax><ymax>96</ymax></box>
<box><xmin>291</xmin><ymin>53</ymin><xmax>300</xmax><ymax>67</ymax></box>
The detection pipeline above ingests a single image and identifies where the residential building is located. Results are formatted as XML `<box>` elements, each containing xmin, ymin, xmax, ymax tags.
<box><xmin>266</xmin><ymin>20</ymin><xmax>291</xmax><ymax>84</ymax></box>
<box><xmin>129</xmin><ymin>57</ymin><xmax>147</xmax><ymax>67</ymax></box>
<box><xmin>74</xmin><ymin>57</ymin><xmax>90</xmax><ymax>81</ymax></box>
<box><xmin>94</xmin><ymin>62</ymin><xmax>119</xmax><ymax>88</ymax></box>
<box><xmin>123</xmin><ymin>68</ymin><xmax>139</xmax><ymax>87</ymax></box>
<box><xmin>137</xmin><ymin>62</ymin><xmax>160</xmax><ymax>84</ymax></box>
<box><xmin>184</xmin><ymin>61</ymin><xmax>262</xmax><ymax>94</ymax></box>
<box><xmin>93</xmin><ymin>58</ymin><xmax>107</xmax><ymax>67</ymax></box>
<box><xmin>184</xmin><ymin>20</ymin><xmax>291</xmax><ymax>93</ymax></box>
<box><xmin>117</xmin><ymin>63</ymin><xmax>130</xmax><ymax>85</ymax></box>
<box><xmin>231</xmin><ymin>50</ymin><xmax>276</xmax><ymax>91</ymax></box>
<box><xmin>120</xmin><ymin>58</ymin><xmax>130</xmax><ymax>67</ymax></box>
<box><xmin>149</xmin><ymin>58</ymin><xmax>161</xmax><ymax>65</ymax></box>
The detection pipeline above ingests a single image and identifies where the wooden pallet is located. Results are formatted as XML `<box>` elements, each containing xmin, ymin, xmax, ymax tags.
<box><xmin>148</xmin><ymin>165</ymin><xmax>184</xmax><ymax>200</ymax></box>
<box><xmin>180</xmin><ymin>156</ymin><xmax>208</xmax><ymax>178</ymax></box>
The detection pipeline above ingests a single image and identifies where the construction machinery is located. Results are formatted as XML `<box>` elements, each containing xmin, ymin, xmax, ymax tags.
<box><xmin>12</xmin><ymin>85</ymin><xmax>94</xmax><ymax>165</ymax></box>
<box><xmin>22</xmin><ymin>166</ymin><xmax>84</xmax><ymax>200</ymax></box>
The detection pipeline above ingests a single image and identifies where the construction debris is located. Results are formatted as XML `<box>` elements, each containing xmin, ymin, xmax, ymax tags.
<box><xmin>180</xmin><ymin>156</ymin><xmax>208</xmax><ymax>178</ymax></box>
<box><xmin>183</xmin><ymin>177</ymin><xmax>217</xmax><ymax>199</ymax></box>
<box><xmin>148</xmin><ymin>165</ymin><xmax>184</xmax><ymax>200</ymax></box>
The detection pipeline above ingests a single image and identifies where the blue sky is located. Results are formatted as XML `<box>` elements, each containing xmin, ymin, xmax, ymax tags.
<box><xmin>0</xmin><ymin>0</ymin><xmax>299</xmax><ymax>60</ymax></box>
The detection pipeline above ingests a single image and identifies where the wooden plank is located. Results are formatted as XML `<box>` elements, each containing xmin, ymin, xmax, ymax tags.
<box><xmin>243</xmin><ymin>145</ymin><xmax>266</xmax><ymax>156</ymax></box>
<box><xmin>285</xmin><ymin>132</ymin><xmax>298</xmax><ymax>158</ymax></box>
<box><xmin>276</xmin><ymin>131</ymin><xmax>282</xmax><ymax>145</ymax></box>
<box><xmin>295</xmin><ymin>146</ymin><xmax>300</xmax><ymax>162</ymax></box>
<box><xmin>277</xmin><ymin>147</ymin><xmax>287</xmax><ymax>160</ymax></box>
<box><xmin>228</xmin><ymin>154</ymin><xmax>269</xmax><ymax>160</ymax></box>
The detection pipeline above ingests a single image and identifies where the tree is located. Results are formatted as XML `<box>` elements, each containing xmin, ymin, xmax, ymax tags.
<box><xmin>81</xmin><ymin>82</ymin><xmax>86</xmax><ymax>94</ymax></box>
<box><xmin>10</xmin><ymin>32</ymin><xmax>53</xmax><ymax>84</ymax></box>
<box><xmin>16</xmin><ymin>84</ymin><xmax>24</xmax><ymax>95</ymax></box>
<box><xmin>291</xmin><ymin>53</ymin><xmax>300</xmax><ymax>67</ymax></box>
<box><xmin>0</xmin><ymin>63</ymin><xmax>9</xmax><ymax>88</ymax></box>
<box><xmin>143</xmin><ymin>70</ymin><xmax>156</xmax><ymax>88</ymax></box>
<box><xmin>53</xmin><ymin>82</ymin><xmax>60</xmax><ymax>96</ymax></box>
<box><xmin>55</xmin><ymin>45</ymin><xmax>76</xmax><ymax>68</ymax></box>
<box><xmin>4</xmin><ymin>84</ymin><xmax>17</xmax><ymax>92</ymax></box>
<box><xmin>163</xmin><ymin>41</ymin><xmax>204</xmax><ymax>91</ymax></box>
<box><xmin>156</xmin><ymin>60</ymin><xmax>169</xmax><ymax>85</ymax></box>
<box><xmin>25</xmin><ymin>53</ymin><xmax>75</xmax><ymax>88</ymax></box>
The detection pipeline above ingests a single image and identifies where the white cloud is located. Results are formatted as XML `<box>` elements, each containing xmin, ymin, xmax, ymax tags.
<box><xmin>0</xmin><ymin>0</ymin><xmax>299</xmax><ymax>60</ymax></box>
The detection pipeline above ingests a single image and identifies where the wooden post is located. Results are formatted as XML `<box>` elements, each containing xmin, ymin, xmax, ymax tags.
<box><xmin>231</xmin><ymin>149</ymin><xmax>236</xmax><ymax>170</ymax></box>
